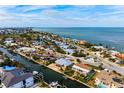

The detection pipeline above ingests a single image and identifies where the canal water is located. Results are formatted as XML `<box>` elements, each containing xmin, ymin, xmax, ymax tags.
<box><xmin>0</xmin><ymin>47</ymin><xmax>89</xmax><ymax>88</ymax></box>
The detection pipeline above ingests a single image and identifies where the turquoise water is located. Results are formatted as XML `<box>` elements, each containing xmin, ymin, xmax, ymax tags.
<box><xmin>33</xmin><ymin>27</ymin><xmax>124</xmax><ymax>52</ymax></box>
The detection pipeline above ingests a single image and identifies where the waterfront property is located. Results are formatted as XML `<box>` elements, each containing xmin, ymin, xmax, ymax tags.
<box><xmin>72</xmin><ymin>63</ymin><xmax>92</xmax><ymax>76</ymax></box>
<box><xmin>1</xmin><ymin>68</ymin><xmax>34</xmax><ymax>88</ymax></box>
<box><xmin>115</xmin><ymin>54</ymin><xmax>124</xmax><ymax>60</ymax></box>
<box><xmin>95</xmin><ymin>70</ymin><xmax>124</xmax><ymax>88</ymax></box>
<box><xmin>78</xmin><ymin>40</ymin><xmax>87</xmax><ymax>45</ymax></box>
<box><xmin>55</xmin><ymin>58</ymin><xmax>73</xmax><ymax>67</ymax></box>
<box><xmin>16</xmin><ymin>47</ymin><xmax>36</xmax><ymax>53</ymax></box>
<box><xmin>92</xmin><ymin>46</ymin><xmax>105</xmax><ymax>50</ymax></box>
<box><xmin>109</xmin><ymin>50</ymin><xmax>120</xmax><ymax>56</ymax></box>
<box><xmin>0</xmin><ymin>47</ymin><xmax>89</xmax><ymax>88</ymax></box>
<box><xmin>1</xmin><ymin>29</ymin><xmax>124</xmax><ymax>88</ymax></box>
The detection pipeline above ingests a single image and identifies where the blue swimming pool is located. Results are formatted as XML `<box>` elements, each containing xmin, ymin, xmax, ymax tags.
<box><xmin>3</xmin><ymin>66</ymin><xmax>16</xmax><ymax>71</ymax></box>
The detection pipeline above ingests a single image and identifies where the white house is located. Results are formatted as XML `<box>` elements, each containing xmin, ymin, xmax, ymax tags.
<box><xmin>79</xmin><ymin>58</ymin><xmax>101</xmax><ymax>67</ymax></box>
<box><xmin>64</xmin><ymin>49</ymin><xmax>75</xmax><ymax>55</ymax></box>
<box><xmin>1</xmin><ymin>69</ymin><xmax>34</xmax><ymax>88</ymax></box>
<box><xmin>59</xmin><ymin>44</ymin><xmax>69</xmax><ymax>49</ymax></box>
<box><xmin>72</xmin><ymin>63</ymin><xmax>91</xmax><ymax>75</ymax></box>
<box><xmin>4</xmin><ymin>38</ymin><xmax>14</xmax><ymax>45</ymax></box>
<box><xmin>55</xmin><ymin>41</ymin><xmax>69</xmax><ymax>49</ymax></box>
<box><xmin>79</xmin><ymin>57</ymin><xmax>101</xmax><ymax>67</ymax></box>
<box><xmin>92</xmin><ymin>46</ymin><xmax>105</xmax><ymax>50</ymax></box>
<box><xmin>5</xmin><ymin>42</ymin><xmax>17</xmax><ymax>46</ymax></box>
<box><xmin>17</xmin><ymin>47</ymin><xmax>36</xmax><ymax>53</ymax></box>
<box><xmin>55</xmin><ymin>58</ymin><xmax>73</xmax><ymax>67</ymax></box>
<box><xmin>109</xmin><ymin>50</ymin><xmax>120</xmax><ymax>56</ymax></box>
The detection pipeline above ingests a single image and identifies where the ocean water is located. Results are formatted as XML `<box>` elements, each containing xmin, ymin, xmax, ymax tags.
<box><xmin>33</xmin><ymin>27</ymin><xmax>124</xmax><ymax>52</ymax></box>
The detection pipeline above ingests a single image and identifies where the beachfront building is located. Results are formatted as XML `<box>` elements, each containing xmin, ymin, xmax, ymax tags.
<box><xmin>78</xmin><ymin>40</ymin><xmax>87</xmax><ymax>45</ymax></box>
<box><xmin>115</xmin><ymin>54</ymin><xmax>124</xmax><ymax>60</ymax></box>
<box><xmin>95</xmin><ymin>70</ymin><xmax>124</xmax><ymax>88</ymax></box>
<box><xmin>55</xmin><ymin>58</ymin><xmax>73</xmax><ymax>67</ymax></box>
<box><xmin>109</xmin><ymin>50</ymin><xmax>120</xmax><ymax>56</ymax></box>
<box><xmin>54</xmin><ymin>40</ymin><xmax>75</xmax><ymax>55</ymax></box>
<box><xmin>92</xmin><ymin>46</ymin><xmax>105</xmax><ymax>50</ymax></box>
<box><xmin>72</xmin><ymin>39</ymin><xmax>79</xmax><ymax>42</ymax></box>
<box><xmin>1</xmin><ymin>68</ymin><xmax>34</xmax><ymax>88</ymax></box>
<box><xmin>72</xmin><ymin>63</ymin><xmax>91</xmax><ymax>76</ymax></box>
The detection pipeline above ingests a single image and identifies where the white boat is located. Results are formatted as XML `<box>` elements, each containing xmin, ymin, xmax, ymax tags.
<box><xmin>49</xmin><ymin>81</ymin><xmax>66</xmax><ymax>88</ymax></box>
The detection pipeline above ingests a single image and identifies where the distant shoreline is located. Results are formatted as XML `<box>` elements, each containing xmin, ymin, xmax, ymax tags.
<box><xmin>33</xmin><ymin>27</ymin><xmax>124</xmax><ymax>52</ymax></box>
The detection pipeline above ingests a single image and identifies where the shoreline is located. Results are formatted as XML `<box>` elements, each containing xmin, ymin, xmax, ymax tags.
<box><xmin>33</xmin><ymin>28</ymin><xmax>124</xmax><ymax>52</ymax></box>
<box><xmin>2</xmin><ymin>31</ymin><xmax>123</xmax><ymax>88</ymax></box>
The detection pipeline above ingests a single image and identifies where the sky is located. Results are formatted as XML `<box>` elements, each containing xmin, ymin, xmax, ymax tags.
<box><xmin>0</xmin><ymin>5</ymin><xmax>124</xmax><ymax>27</ymax></box>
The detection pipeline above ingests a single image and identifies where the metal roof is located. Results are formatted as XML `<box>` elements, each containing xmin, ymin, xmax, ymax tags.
<box><xmin>55</xmin><ymin>58</ymin><xmax>73</xmax><ymax>66</ymax></box>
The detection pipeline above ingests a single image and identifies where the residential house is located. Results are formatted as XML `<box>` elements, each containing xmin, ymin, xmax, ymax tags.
<box><xmin>109</xmin><ymin>50</ymin><xmax>120</xmax><ymax>56</ymax></box>
<box><xmin>55</xmin><ymin>58</ymin><xmax>73</xmax><ymax>67</ymax></box>
<box><xmin>115</xmin><ymin>54</ymin><xmax>124</xmax><ymax>60</ymax></box>
<box><xmin>72</xmin><ymin>39</ymin><xmax>79</xmax><ymax>42</ymax></box>
<box><xmin>72</xmin><ymin>63</ymin><xmax>92</xmax><ymax>76</ymax></box>
<box><xmin>59</xmin><ymin>43</ymin><xmax>69</xmax><ymax>49</ymax></box>
<box><xmin>64</xmin><ymin>49</ymin><xmax>75</xmax><ymax>55</ymax></box>
<box><xmin>4</xmin><ymin>39</ymin><xmax>14</xmax><ymax>46</ymax></box>
<box><xmin>1</xmin><ymin>68</ymin><xmax>34</xmax><ymax>88</ymax></box>
<box><xmin>65</xmin><ymin>56</ymin><xmax>76</xmax><ymax>62</ymax></box>
<box><xmin>16</xmin><ymin>47</ymin><xmax>36</xmax><ymax>53</ymax></box>
<box><xmin>93</xmin><ymin>46</ymin><xmax>105</xmax><ymax>49</ymax></box>
<box><xmin>78</xmin><ymin>40</ymin><xmax>87</xmax><ymax>45</ymax></box>
<box><xmin>79</xmin><ymin>57</ymin><xmax>101</xmax><ymax>67</ymax></box>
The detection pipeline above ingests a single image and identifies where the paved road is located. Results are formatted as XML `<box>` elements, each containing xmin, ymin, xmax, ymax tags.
<box><xmin>70</xmin><ymin>42</ymin><xmax>124</xmax><ymax>76</ymax></box>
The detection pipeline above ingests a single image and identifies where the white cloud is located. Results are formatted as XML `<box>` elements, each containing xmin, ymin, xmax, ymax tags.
<box><xmin>0</xmin><ymin>5</ymin><xmax>124</xmax><ymax>27</ymax></box>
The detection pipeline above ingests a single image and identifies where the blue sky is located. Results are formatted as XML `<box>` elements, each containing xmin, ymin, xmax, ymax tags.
<box><xmin>0</xmin><ymin>5</ymin><xmax>124</xmax><ymax>27</ymax></box>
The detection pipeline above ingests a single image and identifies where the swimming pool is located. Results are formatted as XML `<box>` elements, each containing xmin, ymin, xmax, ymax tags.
<box><xmin>96</xmin><ymin>83</ymin><xmax>108</xmax><ymax>88</ymax></box>
<box><xmin>3</xmin><ymin>66</ymin><xmax>16</xmax><ymax>71</ymax></box>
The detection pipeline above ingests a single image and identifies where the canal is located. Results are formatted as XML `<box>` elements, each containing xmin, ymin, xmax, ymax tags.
<box><xmin>0</xmin><ymin>47</ymin><xmax>89</xmax><ymax>88</ymax></box>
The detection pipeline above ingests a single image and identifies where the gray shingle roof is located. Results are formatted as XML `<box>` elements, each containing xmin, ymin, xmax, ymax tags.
<box><xmin>1</xmin><ymin>69</ymin><xmax>33</xmax><ymax>87</ymax></box>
